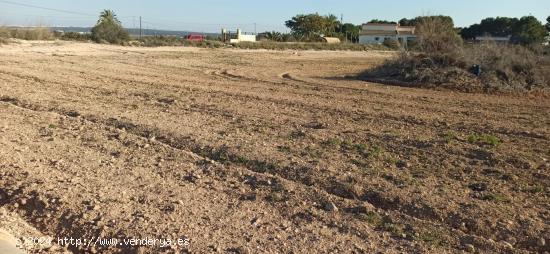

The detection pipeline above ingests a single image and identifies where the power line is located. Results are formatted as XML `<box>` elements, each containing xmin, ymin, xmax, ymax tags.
<box><xmin>0</xmin><ymin>1</ymin><xmax>288</xmax><ymax>33</ymax></box>
<box><xmin>0</xmin><ymin>0</ymin><xmax>95</xmax><ymax>17</ymax></box>
<box><xmin>0</xmin><ymin>11</ymin><xmax>94</xmax><ymax>20</ymax></box>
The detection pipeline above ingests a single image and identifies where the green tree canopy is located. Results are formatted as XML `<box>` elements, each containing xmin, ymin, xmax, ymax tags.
<box><xmin>285</xmin><ymin>13</ymin><xmax>342</xmax><ymax>41</ymax></box>
<box><xmin>368</xmin><ymin>19</ymin><xmax>396</xmax><ymax>24</ymax></box>
<box><xmin>399</xmin><ymin>16</ymin><xmax>454</xmax><ymax>27</ymax></box>
<box><xmin>91</xmin><ymin>9</ymin><xmax>130</xmax><ymax>44</ymax></box>
<box><xmin>461</xmin><ymin>17</ymin><xmax>518</xmax><ymax>39</ymax></box>
<box><xmin>546</xmin><ymin>16</ymin><xmax>550</xmax><ymax>32</ymax></box>
<box><xmin>460</xmin><ymin>16</ymin><xmax>546</xmax><ymax>44</ymax></box>
<box><xmin>339</xmin><ymin>23</ymin><xmax>361</xmax><ymax>42</ymax></box>
<box><xmin>511</xmin><ymin>16</ymin><xmax>548</xmax><ymax>44</ymax></box>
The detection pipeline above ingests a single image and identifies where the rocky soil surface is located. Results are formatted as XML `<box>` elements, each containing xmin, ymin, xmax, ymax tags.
<box><xmin>0</xmin><ymin>41</ymin><xmax>548</xmax><ymax>253</ymax></box>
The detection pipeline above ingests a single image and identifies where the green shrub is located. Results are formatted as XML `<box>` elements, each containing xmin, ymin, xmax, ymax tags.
<box><xmin>139</xmin><ymin>35</ymin><xmax>183</xmax><ymax>47</ymax></box>
<box><xmin>468</xmin><ymin>134</ymin><xmax>501</xmax><ymax>147</ymax></box>
<box><xmin>467</xmin><ymin>134</ymin><xmax>480</xmax><ymax>143</ymax></box>
<box><xmin>60</xmin><ymin>32</ymin><xmax>91</xmax><ymax>41</ymax></box>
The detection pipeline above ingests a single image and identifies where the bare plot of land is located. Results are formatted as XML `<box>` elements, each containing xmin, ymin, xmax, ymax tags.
<box><xmin>0</xmin><ymin>41</ymin><xmax>548</xmax><ymax>253</ymax></box>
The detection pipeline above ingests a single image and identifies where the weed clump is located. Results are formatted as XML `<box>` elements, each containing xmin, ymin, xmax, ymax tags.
<box><xmin>468</xmin><ymin>134</ymin><xmax>501</xmax><ymax>147</ymax></box>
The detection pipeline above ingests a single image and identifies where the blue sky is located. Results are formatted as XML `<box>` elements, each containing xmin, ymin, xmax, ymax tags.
<box><xmin>0</xmin><ymin>0</ymin><xmax>549</xmax><ymax>32</ymax></box>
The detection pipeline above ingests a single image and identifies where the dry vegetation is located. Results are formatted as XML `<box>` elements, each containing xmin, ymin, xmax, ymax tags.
<box><xmin>361</xmin><ymin>17</ymin><xmax>550</xmax><ymax>93</ymax></box>
<box><xmin>232</xmin><ymin>41</ymin><xmax>388</xmax><ymax>51</ymax></box>
<box><xmin>0</xmin><ymin>41</ymin><xmax>548</xmax><ymax>254</ymax></box>
<box><xmin>0</xmin><ymin>26</ymin><xmax>53</xmax><ymax>43</ymax></box>
<box><xmin>363</xmin><ymin>43</ymin><xmax>549</xmax><ymax>93</ymax></box>
<box><xmin>136</xmin><ymin>35</ymin><xmax>388</xmax><ymax>51</ymax></box>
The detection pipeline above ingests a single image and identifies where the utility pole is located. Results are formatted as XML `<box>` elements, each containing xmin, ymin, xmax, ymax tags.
<box><xmin>254</xmin><ymin>23</ymin><xmax>257</xmax><ymax>34</ymax></box>
<box><xmin>139</xmin><ymin>16</ymin><xmax>142</xmax><ymax>39</ymax></box>
<box><xmin>341</xmin><ymin>14</ymin><xmax>345</xmax><ymax>42</ymax></box>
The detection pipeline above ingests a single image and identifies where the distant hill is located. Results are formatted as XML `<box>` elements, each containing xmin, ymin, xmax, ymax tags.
<box><xmin>51</xmin><ymin>27</ymin><xmax>220</xmax><ymax>38</ymax></box>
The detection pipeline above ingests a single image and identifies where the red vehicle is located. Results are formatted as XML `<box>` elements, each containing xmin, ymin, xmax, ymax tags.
<box><xmin>185</xmin><ymin>34</ymin><xmax>205</xmax><ymax>42</ymax></box>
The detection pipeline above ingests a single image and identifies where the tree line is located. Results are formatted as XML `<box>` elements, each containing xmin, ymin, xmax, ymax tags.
<box><xmin>89</xmin><ymin>9</ymin><xmax>549</xmax><ymax>46</ymax></box>
<box><xmin>461</xmin><ymin>16</ymin><xmax>548</xmax><ymax>44</ymax></box>
<box><xmin>280</xmin><ymin>13</ymin><xmax>549</xmax><ymax>45</ymax></box>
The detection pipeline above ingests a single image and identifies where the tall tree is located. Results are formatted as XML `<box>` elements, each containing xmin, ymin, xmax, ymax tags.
<box><xmin>399</xmin><ymin>16</ymin><xmax>454</xmax><ymax>27</ymax></box>
<box><xmin>461</xmin><ymin>16</ymin><xmax>546</xmax><ymax>44</ymax></box>
<box><xmin>91</xmin><ymin>9</ymin><xmax>129</xmax><ymax>44</ymax></box>
<box><xmin>324</xmin><ymin>14</ymin><xmax>341</xmax><ymax>36</ymax></box>
<box><xmin>399</xmin><ymin>18</ymin><xmax>415</xmax><ymax>26</ymax></box>
<box><xmin>285</xmin><ymin>13</ymin><xmax>342</xmax><ymax>41</ymax></box>
<box><xmin>97</xmin><ymin>10</ymin><xmax>120</xmax><ymax>24</ymax></box>
<box><xmin>339</xmin><ymin>23</ymin><xmax>361</xmax><ymax>42</ymax></box>
<box><xmin>461</xmin><ymin>17</ymin><xmax>518</xmax><ymax>39</ymax></box>
<box><xmin>511</xmin><ymin>16</ymin><xmax>547</xmax><ymax>44</ymax></box>
<box><xmin>546</xmin><ymin>16</ymin><xmax>550</xmax><ymax>32</ymax></box>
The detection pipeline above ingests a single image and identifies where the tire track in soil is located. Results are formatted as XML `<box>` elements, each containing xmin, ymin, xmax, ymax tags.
<box><xmin>2</xmin><ymin>65</ymin><xmax>545</xmax><ymax>144</ymax></box>
<box><xmin>4</xmin><ymin>55</ymin><xmax>544</xmax><ymax>138</ymax></box>
<box><xmin>0</xmin><ymin>97</ymin><xmax>426</xmax><ymax>254</ymax></box>
<box><xmin>0</xmin><ymin>95</ymin><xmax>526</xmax><ymax>254</ymax></box>
<box><xmin>1</xmin><ymin>48</ymin><xmax>548</xmax><ymax>252</ymax></box>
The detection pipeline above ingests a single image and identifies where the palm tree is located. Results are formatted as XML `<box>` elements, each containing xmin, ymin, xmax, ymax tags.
<box><xmin>92</xmin><ymin>9</ymin><xmax>129</xmax><ymax>43</ymax></box>
<box><xmin>266</xmin><ymin>31</ymin><xmax>283</xmax><ymax>42</ymax></box>
<box><xmin>324</xmin><ymin>14</ymin><xmax>340</xmax><ymax>36</ymax></box>
<box><xmin>97</xmin><ymin>9</ymin><xmax>120</xmax><ymax>25</ymax></box>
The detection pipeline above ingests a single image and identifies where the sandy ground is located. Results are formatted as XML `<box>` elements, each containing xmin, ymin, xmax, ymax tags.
<box><xmin>0</xmin><ymin>40</ymin><xmax>549</xmax><ymax>253</ymax></box>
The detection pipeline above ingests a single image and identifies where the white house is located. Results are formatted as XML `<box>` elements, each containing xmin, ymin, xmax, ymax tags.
<box><xmin>222</xmin><ymin>28</ymin><xmax>257</xmax><ymax>43</ymax></box>
<box><xmin>359</xmin><ymin>23</ymin><xmax>416</xmax><ymax>47</ymax></box>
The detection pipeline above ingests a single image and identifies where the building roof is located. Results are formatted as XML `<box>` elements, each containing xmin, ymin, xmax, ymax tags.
<box><xmin>359</xmin><ymin>30</ymin><xmax>397</xmax><ymax>36</ymax></box>
<box><xmin>475</xmin><ymin>36</ymin><xmax>510</xmax><ymax>41</ymax></box>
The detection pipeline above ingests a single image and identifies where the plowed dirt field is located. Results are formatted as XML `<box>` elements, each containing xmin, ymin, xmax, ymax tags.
<box><xmin>0</xmin><ymin>41</ymin><xmax>548</xmax><ymax>253</ymax></box>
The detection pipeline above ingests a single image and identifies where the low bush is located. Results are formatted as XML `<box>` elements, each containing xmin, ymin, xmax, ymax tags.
<box><xmin>60</xmin><ymin>32</ymin><xmax>91</xmax><ymax>41</ymax></box>
<box><xmin>137</xmin><ymin>36</ymin><xmax>224</xmax><ymax>48</ymax></box>
<box><xmin>136</xmin><ymin>36</ymin><xmax>384</xmax><ymax>51</ymax></box>
<box><xmin>138</xmin><ymin>35</ymin><xmax>184</xmax><ymax>47</ymax></box>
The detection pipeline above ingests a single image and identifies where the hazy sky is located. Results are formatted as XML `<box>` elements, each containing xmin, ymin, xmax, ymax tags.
<box><xmin>0</xmin><ymin>0</ymin><xmax>549</xmax><ymax>32</ymax></box>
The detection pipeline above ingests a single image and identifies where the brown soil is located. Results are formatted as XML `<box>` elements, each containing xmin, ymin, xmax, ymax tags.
<box><xmin>0</xmin><ymin>41</ymin><xmax>549</xmax><ymax>253</ymax></box>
